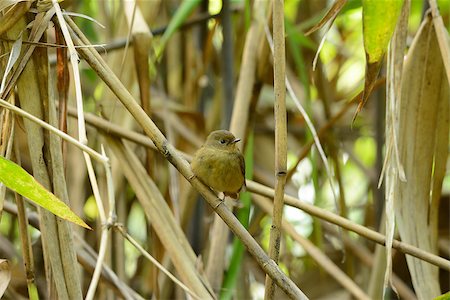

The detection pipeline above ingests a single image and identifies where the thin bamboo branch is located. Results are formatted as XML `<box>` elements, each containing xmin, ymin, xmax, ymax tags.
<box><xmin>322</xmin><ymin>222</ymin><xmax>417</xmax><ymax>300</ymax></box>
<box><xmin>265</xmin><ymin>0</ymin><xmax>287</xmax><ymax>298</ymax></box>
<box><xmin>115</xmin><ymin>226</ymin><xmax>201</xmax><ymax>300</ymax></box>
<box><xmin>0</xmin><ymin>98</ymin><xmax>107</xmax><ymax>163</ymax></box>
<box><xmin>247</xmin><ymin>180</ymin><xmax>450</xmax><ymax>271</ymax></box>
<box><xmin>255</xmin><ymin>195</ymin><xmax>370</xmax><ymax>300</ymax></box>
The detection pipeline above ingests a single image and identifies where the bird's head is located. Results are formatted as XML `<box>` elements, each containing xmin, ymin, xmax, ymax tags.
<box><xmin>205</xmin><ymin>130</ymin><xmax>241</xmax><ymax>150</ymax></box>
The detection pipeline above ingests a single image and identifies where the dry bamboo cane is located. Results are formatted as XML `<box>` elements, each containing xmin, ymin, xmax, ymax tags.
<box><xmin>265</xmin><ymin>0</ymin><xmax>288</xmax><ymax>298</ymax></box>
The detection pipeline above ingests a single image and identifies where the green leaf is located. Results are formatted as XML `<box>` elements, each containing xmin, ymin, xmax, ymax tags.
<box><xmin>0</xmin><ymin>156</ymin><xmax>90</xmax><ymax>229</ymax></box>
<box><xmin>362</xmin><ymin>0</ymin><xmax>403</xmax><ymax>63</ymax></box>
<box><xmin>155</xmin><ymin>0</ymin><xmax>202</xmax><ymax>59</ymax></box>
<box><xmin>434</xmin><ymin>292</ymin><xmax>450</xmax><ymax>300</ymax></box>
<box><xmin>355</xmin><ymin>0</ymin><xmax>403</xmax><ymax>121</ymax></box>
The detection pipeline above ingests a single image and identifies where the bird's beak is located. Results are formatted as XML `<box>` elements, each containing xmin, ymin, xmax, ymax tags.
<box><xmin>232</xmin><ymin>138</ymin><xmax>241</xmax><ymax>144</ymax></box>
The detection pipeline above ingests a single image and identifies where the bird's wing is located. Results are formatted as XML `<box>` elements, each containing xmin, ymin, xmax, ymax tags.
<box><xmin>239</xmin><ymin>153</ymin><xmax>246</xmax><ymax>187</ymax></box>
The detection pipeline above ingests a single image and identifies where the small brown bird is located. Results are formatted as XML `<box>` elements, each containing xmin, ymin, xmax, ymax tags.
<box><xmin>191</xmin><ymin>130</ymin><xmax>246</xmax><ymax>199</ymax></box>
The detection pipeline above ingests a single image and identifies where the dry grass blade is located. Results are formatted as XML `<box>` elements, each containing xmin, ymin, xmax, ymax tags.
<box><xmin>381</xmin><ymin>0</ymin><xmax>410</xmax><ymax>297</ymax></box>
<box><xmin>428</xmin><ymin>0</ymin><xmax>450</xmax><ymax>86</ymax></box>
<box><xmin>304</xmin><ymin>0</ymin><xmax>347</xmax><ymax>36</ymax></box>
<box><xmin>308</xmin><ymin>0</ymin><xmax>347</xmax><ymax>70</ymax></box>
<box><xmin>0</xmin><ymin>35</ymin><xmax>21</xmax><ymax>93</ymax></box>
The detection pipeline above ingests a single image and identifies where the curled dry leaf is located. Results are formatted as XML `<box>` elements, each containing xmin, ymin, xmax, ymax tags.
<box><xmin>0</xmin><ymin>259</ymin><xmax>11</xmax><ymax>297</ymax></box>
<box><xmin>304</xmin><ymin>0</ymin><xmax>347</xmax><ymax>36</ymax></box>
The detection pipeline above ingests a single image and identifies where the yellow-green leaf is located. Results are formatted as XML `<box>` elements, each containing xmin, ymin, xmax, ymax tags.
<box><xmin>434</xmin><ymin>292</ymin><xmax>450</xmax><ymax>300</ymax></box>
<box><xmin>354</xmin><ymin>0</ymin><xmax>404</xmax><ymax>121</ymax></box>
<box><xmin>0</xmin><ymin>156</ymin><xmax>90</xmax><ymax>229</ymax></box>
<box><xmin>362</xmin><ymin>0</ymin><xmax>403</xmax><ymax>64</ymax></box>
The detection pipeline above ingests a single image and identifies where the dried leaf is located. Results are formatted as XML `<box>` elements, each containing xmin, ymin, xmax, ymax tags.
<box><xmin>0</xmin><ymin>36</ymin><xmax>22</xmax><ymax>94</ymax></box>
<box><xmin>305</xmin><ymin>0</ymin><xmax>347</xmax><ymax>36</ymax></box>
<box><xmin>0</xmin><ymin>1</ymin><xmax>31</xmax><ymax>35</ymax></box>
<box><xmin>395</xmin><ymin>13</ymin><xmax>448</xmax><ymax>298</ymax></box>
<box><xmin>0</xmin><ymin>259</ymin><xmax>11</xmax><ymax>297</ymax></box>
<box><xmin>382</xmin><ymin>1</ymin><xmax>410</xmax><ymax>298</ymax></box>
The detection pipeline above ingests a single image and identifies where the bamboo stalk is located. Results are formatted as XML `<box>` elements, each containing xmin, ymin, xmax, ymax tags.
<box><xmin>13</xmin><ymin>144</ymin><xmax>39</xmax><ymax>300</ymax></box>
<box><xmin>205</xmin><ymin>0</ymin><xmax>268</xmax><ymax>293</ymax></box>
<box><xmin>265</xmin><ymin>0</ymin><xmax>287</xmax><ymax>298</ymax></box>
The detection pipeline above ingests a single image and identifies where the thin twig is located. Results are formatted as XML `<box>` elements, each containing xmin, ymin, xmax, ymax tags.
<box><xmin>115</xmin><ymin>225</ymin><xmax>201</xmax><ymax>300</ymax></box>
<box><xmin>0</xmin><ymin>98</ymin><xmax>107</xmax><ymax>163</ymax></box>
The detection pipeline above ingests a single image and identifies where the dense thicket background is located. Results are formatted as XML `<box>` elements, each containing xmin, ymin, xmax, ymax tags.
<box><xmin>0</xmin><ymin>0</ymin><xmax>449</xmax><ymax>299</ymax></box>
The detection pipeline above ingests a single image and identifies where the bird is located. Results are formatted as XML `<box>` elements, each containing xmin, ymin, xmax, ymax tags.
<box><xmin>191</xmin><ymin>130</ymin><xmax>246</xmax><ymax>199</ymax></box>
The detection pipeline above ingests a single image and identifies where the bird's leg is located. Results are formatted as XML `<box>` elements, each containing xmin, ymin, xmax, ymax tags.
<box><xmin>230</xmin><ymin>200</ymin><xmax>244</xmax><ymax>209</ymax></box>
<box><xmin>218</xmin><ymin>192</ymin><xmax>226</xmax><ymax>201</ymax></box>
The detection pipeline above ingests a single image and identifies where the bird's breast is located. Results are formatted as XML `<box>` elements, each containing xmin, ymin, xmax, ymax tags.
<box><xmin>192</xmin><ymin>147</ymin><xmax>244</xmax><ymax>193</ymax></box>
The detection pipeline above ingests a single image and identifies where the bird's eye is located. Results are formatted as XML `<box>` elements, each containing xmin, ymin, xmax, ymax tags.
<box><xmin>220</xmin><ymin>139</ymin><xmax>226</xmax><ymax>144</ymax></box>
